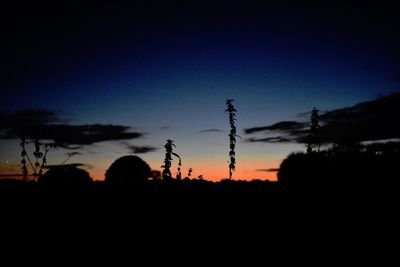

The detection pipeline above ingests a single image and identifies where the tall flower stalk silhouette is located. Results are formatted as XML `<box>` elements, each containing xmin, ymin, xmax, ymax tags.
<box><xmin>32</xmin><ymin>140</ymin><xmax>43</xmax><ymax>180</ymax></box>
<box><xmin>226</xmin><ymin>99</ymin><xmax>240</xmax><ymax>179</ymax></box>
<box><xmin>161</xmin><ymin>139</ymin><xmax>181</xmax><ymax>180</ymax></box>
<box><xmin>307</xmin><ymin>107</ymin><xmax>320</xmax><ymax>154</ymax></box>
<box><xmin>20</xmin><ymin>136</ymin><xmax>30</xmax><ymax>181</ymax></box>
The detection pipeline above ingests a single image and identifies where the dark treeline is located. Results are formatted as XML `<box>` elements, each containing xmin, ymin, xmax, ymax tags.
<box><xmin>1</xmin><ymin>144</ymin><xmax>399</xmax><ymax>202</ymax></box>
<box><xmin>1</xmin><ymin>148</ymin><xmax>398</xmax><ymax>241</ymax></box>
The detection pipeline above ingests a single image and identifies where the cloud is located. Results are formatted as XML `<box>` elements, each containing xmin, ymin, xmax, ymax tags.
<box><xmin>0</xmin><ymin>109</ymin><xmax>144</xmax><ymax>148</ymax></box>
<box><xmin>245</xmin><ymin>137</ymin><xmax>293</xmax><ymax>143</ymax></box>
<box><xmin>128</xmin><ymin>145</ymin><xmax>158</xmax><ymax>154</ymax></box>
<box><xmin>198</xmin><ymin>129</ymin><xmax>224</xmax><ymax>133</ymax></box>
<box><xmin>245</xmin><ymin>121</ymin><xmax>306</xmax><ymax>134</ymax></box>
<box><xmin>66</xmin><ymin>152</ymin><xmax>82</xmax><ymax>157</ymax></box>
<box><xmin>256</xmin><ymin>168</ymin><xmax>280</xmax><ymax>172</ymax></box>
<box><xmin>44</xmin><ymin>163</ymin><xmax>86</xmax><ymax>169</ymax></box>
<box><xmin>160</xmin><ymin>126</ymin><xmax>171</xmax><ymax>130</ymax></box>
<box><xmin>0</xmin><ymin>108</ymin><xmax>61</xmax><ymax>130</ymax></box>
<box><xmin>245</xmin><ymin>92</ymin><xmax>400</xmax><ymax>144</ymax></box>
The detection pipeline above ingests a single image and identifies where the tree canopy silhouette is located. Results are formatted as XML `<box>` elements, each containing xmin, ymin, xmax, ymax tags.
<box><xmin>278</xmin><ymin>146</ymin><xmax>400</xmax><ymax>193</ymax></box>
<box><xmin>105</xmin><ymin>155</ymin><xmax>151</xmax><ymax>185</ymax></box>
<box><xmin>39</xmin><ymin>165</ymin><xmax>92</xmax><ymax>186</ymax></box>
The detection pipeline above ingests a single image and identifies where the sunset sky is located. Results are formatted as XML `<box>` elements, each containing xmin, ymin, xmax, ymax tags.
<box><xmin>1</xmin><ymin>1</ymin><xmax>399</xmax><ymax>181</ymax></box>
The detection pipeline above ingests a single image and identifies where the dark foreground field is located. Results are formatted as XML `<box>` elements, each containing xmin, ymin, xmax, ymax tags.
<box><xmin>2</xmin><ymin>149</ymin><xmax>399</xmax><ymax>232</ymax></box>
<box><xmin>1</xmin><ymin>177</ymin><xmax>396</xmax><ymax>212</ymax></box>
<box><xmin>1</xmin><ymin>176</ymin><xmax>397</xmax><ymax>261</ymax></box>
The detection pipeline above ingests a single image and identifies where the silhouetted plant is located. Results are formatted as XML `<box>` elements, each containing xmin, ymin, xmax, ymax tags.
<box><xmin>177</xmin><ymin>165</ymin><xmax>182</xmax><ymax>180</ymax></box>
<box><xmin>38</xmin><ymin>143</ymin><xmax>56</xmax><ymax>177</ymax></box>
<box><xmin>307</xmin><ymin>107</ymin><xmax>320</xmax><ymax>154</ymax></box>
<box><xmin>59</xmin><ymin>152</ymin><xmax>80</xmax><ymax>166</ymax></box>
<box><xmin>20</xmin><ymin>136</ymin><xmax>30</xmax><ymax>181</ymax></box>
<box><xmin>161</xmin><ymin>139</ymin><xmax>181</xmax><ymax>180</ymax></box>
<box><xmin>188</xmin><ymin>167</ymin><xmax>192</xmax><ymax>178</ymax></box>
<box><xmin>32</xmin><ymin>140</ymin><xmax>43</xmax><ymax>179</ymax></box>
<box><xmin>226</xmin><ymin>99</ymin><xmax>240</xmax><ymax>179</ymax></box>
<box><xmin>19</xmin><ymin>137</ymin><xmax>56</xmax><ymax>181</ymax></box>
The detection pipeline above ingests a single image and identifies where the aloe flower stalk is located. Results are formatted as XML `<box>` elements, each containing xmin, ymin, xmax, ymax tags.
<box><xmin>20</xmin><ymin>136</ymin><xmax>29</xmax><ymax>181</ymax></box>
<box><xmin>32</xmin><ymin>140</ymin><xmax>43</xmax><ymax>180</ymax></box>
<box><xmin>307</xmin><ymin>107</ymin><xmax>320</xmax><ymax>154</ymax></box>
<box><xmin>226</xmin><ymin>99</ymin><xmax>240</xmax><ymax>179</ymax></box>
<box><xmin>161</xmin><ymin>139</ymin><xmax>181</xmax><ymax>180</ymax></box>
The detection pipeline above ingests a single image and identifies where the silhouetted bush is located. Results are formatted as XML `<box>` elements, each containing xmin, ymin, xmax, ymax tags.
<box><xmin>39</xmin><ymin>165</ymin><xmax>92</xmax><ymax>186</ymax></box>
<box><xmin>105</xmin><ymin>155</ymin><xmax>151</xmax><ymax>185</ymax></box>
<box><xmin>278</xmin><ymin>149</ymin><xmax>400</xmax><ymax>194</ymax></box>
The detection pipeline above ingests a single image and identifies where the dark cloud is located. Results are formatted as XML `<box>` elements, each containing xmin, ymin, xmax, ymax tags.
<box><xmin>245</xmin><ymin>92</ymin><xmax>400</xmax><ymax>144</ymax></box>
<box><xmin>198</xmin><ymin>129</ymin><xmax>224</xmax><ymax>133</ymax></box>
<box><xmin>0</xmin><ymin>108</ymin><xmax>61</xmax><ymax>130</ymax></box>
<box><xmin>0</xmin><ymin>109</ymin><xmax>144</xmax><ymax>148</ymax></box>
<box><xmin>160</xmin><ymin>126</ymin><xmax>171</xmax><ymax>130</ymax></box>
<box><xmin>256</xmin><ymin>168</ymin><xmax>280</xmax><ymax>172</ymax></box>
<box><xmin>128</xmin><ymin>145</ymin><xmax>158</xmax><ymax>154</ymax></box>
<box><xmin>245</xmin><ymin>137</ymin><xmax>293</xmax><ymax>143</ymax></box>
<box><xmin>245</xmin><ymin>121</ymin><xmax>307</xmax><ymax>134</ymax></box>
<box><xmin>66</xmin><ymin>152</ymin><xmax>82</xmax><ymax>157</ymax></box>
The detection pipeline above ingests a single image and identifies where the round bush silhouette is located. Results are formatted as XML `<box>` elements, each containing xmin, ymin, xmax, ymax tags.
<box><xmin>39</xmin><ymin>165</ymin><xmax>93</xmax><ymax>186</ymax></box>
<box><xmin>105</xmin><ymin>155</ymin><xmax>151</xmax><ymax>185</ymax></box>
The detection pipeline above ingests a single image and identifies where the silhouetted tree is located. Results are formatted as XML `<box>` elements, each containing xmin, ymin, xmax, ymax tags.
<box><xmin>39</xmin><ymin>165</ymin><xmax>92</xmax><ymax>186</ymax></box>
<box><xmin>105</xmin><ymin>155</ymin><xmax>151</xmax><ymax>185</ymax></box>
<box><xmin>226</xmin><ymin>99</ymin><xmax>240</xmax><ymax>179</ymax></box>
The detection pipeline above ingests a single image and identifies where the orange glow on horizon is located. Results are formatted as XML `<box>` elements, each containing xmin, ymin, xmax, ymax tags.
<box><xmin>0</xmin><ymin>156</ymin><xmax>280</xmax><ymax>182</ymax></box>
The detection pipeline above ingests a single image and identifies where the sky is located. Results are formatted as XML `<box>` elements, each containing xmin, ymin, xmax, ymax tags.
<box><xmin>1</xmin><ymin>1</ymin><xmax>399</xmax><ymax>181</ymax></box>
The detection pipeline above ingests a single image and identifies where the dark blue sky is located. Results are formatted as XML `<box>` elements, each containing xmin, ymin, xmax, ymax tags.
<box><xmin>1</xmin><ymin>1</ymin><xmax>399</xmax><ymax>180</ymax></box>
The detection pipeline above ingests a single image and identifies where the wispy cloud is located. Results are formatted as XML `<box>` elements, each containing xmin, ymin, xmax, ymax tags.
<box><xmin>256</xmin><ymin>168</ymin><xmax>280</xmax><ymax>172</ymax></box>
<box><xmin>198</xmin><ymin>128</ymin><xmax>224</xmax><ymax>133</ymax></box>
<box><xmin>245</xmin><ymin>136</ymin><xmax>294</xmax><ymax>143</ymax></box>
<box><xmin>245</xmin><ymin>121</ymin><xmax>306</xmax><ymax>134</ymax></box>
<box><xmin>43</xmin><ymin>163</ymin><xmax>86</xmax><ymax>168</ymax></box>
<box><xmin>127</xmin><ymin>145</ymin><xmax>158</xmax><ymax>154</ymax></box>
<box><xmin>66</xmin><ymin>152</ymin><xmax>82</xmax><ymax>157</ymax></box>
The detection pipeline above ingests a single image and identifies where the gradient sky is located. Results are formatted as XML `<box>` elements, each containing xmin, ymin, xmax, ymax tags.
<box><xmin>1</xmin><ymin>1</ymin><xmax>399</xmax><ymax>181</ymax></box>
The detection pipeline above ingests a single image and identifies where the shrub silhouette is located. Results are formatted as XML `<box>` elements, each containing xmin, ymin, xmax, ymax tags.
<box><xmin>105</xmin><ymin>155</ymin><xmax>151</xmax><ymax>185</ymax></box>
<box><xmin>39</xmin><ymin>165</ymin><xmax>92</xmax><ymax>186</ymax></box>
<box><xmin>278</xmin><ymin>148</ymin><xmax>400</xmax><ymax>193</ymax></box>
